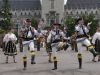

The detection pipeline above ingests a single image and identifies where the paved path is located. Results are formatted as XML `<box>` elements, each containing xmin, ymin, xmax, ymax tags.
<box><xmin>0</xmin><ymin>46</ymin><xmax>100</xmax><ymax>75</ymax></box>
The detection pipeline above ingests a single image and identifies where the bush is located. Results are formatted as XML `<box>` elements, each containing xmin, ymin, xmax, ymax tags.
<box><xmin>0</xmin><ymin>28</ymin><xmax>5</xmax><ymax>34</ymax></box>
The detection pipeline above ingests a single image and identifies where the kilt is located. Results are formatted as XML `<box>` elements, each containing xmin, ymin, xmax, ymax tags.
<box><xmin>4</xmin><ymin>41</ymin><xmax>17</xmax><ymax>56</ymax></box>
<box><xmin>95</xmin><ymin>39</ymin><xmax>100</xmax><ymax>53</ymax></box>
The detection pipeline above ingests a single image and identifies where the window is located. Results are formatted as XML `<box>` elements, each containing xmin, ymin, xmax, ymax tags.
<box><xmin>50</xmin><ymin>0</ymin><xmax>55</xmax><ymax>9</ymax></box>
<box><xmin>95</xmin><ymin>11</ymin><xmax>98</xmax><ymax>14</ymax></box>
<box><xmin>21</xmin><ymin>12</ymin><xmax>23</xmax><ymax>15</ymax></box>
<box><xmin>29</xmin><ymin>12</ymin><xmax>31</xmax><ymax>15</ymax></box>
<box><xmin>25</xmin><ymin>12</ymin><xmax>27</xmax><ymax>15</ymax></box>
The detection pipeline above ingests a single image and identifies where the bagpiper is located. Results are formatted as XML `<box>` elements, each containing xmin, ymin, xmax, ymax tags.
<box><xmin>75</xmin><ymin>18</ymin><xmax>98</xmax><ymax>62</ymax></box>
<box><xmin>3</xmin><ymin>28</ymin><xmax>17</xmax><ymax>63</ymax></box>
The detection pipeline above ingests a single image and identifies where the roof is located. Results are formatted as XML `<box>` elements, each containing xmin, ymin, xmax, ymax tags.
<box><xmin>0</xmin><ymin>0</ymin><xmax>41</xmax><ymax>10</ymax></box>
<box><xmin>65</xmin><ymin>0</ymin><xmax>100</xmax><ymax>9</ymax></box>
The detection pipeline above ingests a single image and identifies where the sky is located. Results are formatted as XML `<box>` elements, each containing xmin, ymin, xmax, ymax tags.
<box><xmin>64</xmin><ymin>0</ymin><xmax>67</xmax><ymax>4</ymax></box>
<box><xmin>40</xmin><ymin>0</ymin><xmax>67</xmax><ymax>4</ymax></box>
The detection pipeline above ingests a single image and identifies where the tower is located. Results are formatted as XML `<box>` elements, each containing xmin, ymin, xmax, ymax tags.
<box><xmin>42</xmin><ymin>0</ymin><xmax>64</xmax><ymax>26</ymax></box>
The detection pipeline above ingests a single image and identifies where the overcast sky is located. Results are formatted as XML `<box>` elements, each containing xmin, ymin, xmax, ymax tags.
<box><xmin>40</xmin><ymin>0</ymin><xmax>67</xmax><ymax>4</ymax></box>
<box><xmin>64</xmin><ymin>0</ymin><xmax>67</xmax><ymax>4</ymax></box>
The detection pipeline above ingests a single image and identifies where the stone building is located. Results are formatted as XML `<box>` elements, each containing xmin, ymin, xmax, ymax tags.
<box><xmin>42</xmin><ymin>0</ymin><xmax>64</xmax><ymax>26</ymax></box>
<box><xmin>65</xmin><ymin>0</ymin><xmax>100</xmax><ymax>22</ymax></box>
<box><xmin>0</xmin><ymin>0</ymin><xmax>41</xmax><ymax>23</ymax></box>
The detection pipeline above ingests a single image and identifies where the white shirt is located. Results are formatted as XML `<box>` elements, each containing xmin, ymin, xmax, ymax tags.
<box><xmin>75</xmin><ymin>24</ymin><xmax>89</xmax><ymax>35</ymax></box>
<box><xmin>3</xmin><ymin>33</ymin><xmax>17</xmax><ymax>43</ymax></box>
<box><xmin>92</xmin><ymin>32</ymin><xmax>100</xmax><ymax>44</ymax></box>
<box><xmin>47</xmin><ymin>29</ymin><xmax>67</xmax><ymax>43</ymax></box>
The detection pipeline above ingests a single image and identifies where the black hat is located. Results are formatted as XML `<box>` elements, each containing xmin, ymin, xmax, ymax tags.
<box><xmin>53</xmin><ymin>23</ymin><xmax>61</xmax><ymax>26</ymax></box>
<box><xmin>76</xmin><ymin>17</ymin><xmax>83</xmax><ymax>23</ymax></box>
<box><xmin>26</xmin><ymin>19</ymin><xmax>31</xmax><ymax>22</ymax></box>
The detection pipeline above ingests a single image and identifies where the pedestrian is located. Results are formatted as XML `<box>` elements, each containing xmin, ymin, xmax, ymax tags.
<box><xmin>3</xmin><ymin>28</ymin><xmax>17</xmax><ymax>63</ymax></box>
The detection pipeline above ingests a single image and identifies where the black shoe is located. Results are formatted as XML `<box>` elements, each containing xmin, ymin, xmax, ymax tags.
<box><xmin>23</xmin><ymin>68</ymin><xmax>26</xmax><ymax>70</ymax></box>
<box><xmin>48</xmin><ymin>60</ymin><xmax>52</xmax><ymax>63</ymax></box>
<box><xmin>5</xmin><ymin>61</ymin><xmax>8</xmax><ymax>63</ymax></box>
<box><xmin>92</xmin><ymin>59</ymin><xmax>96</xmax><ymax>62</ymax></box>
<box><xmin>31</xmin><ymin>62</ymin><xmax>36</xmax><ymax>64</ymax></box>
<box><xmin>14</xmin><ymin>61</ymin><xmax>17</xmax><ymax>63</ymax></box>
<box><xmin>79</xmin><ymin>67</ymin><xmax>82</xmax><ymax>69</ymax></box>
<box><xmin>98</xmin><ymin>59</ymin><xmax>100</xmax><ymax>62</ymax></box>
<box><xmin>52</xmin><ymin>68</ymin><xmax>57</xmax><ymax>70</ymax></box>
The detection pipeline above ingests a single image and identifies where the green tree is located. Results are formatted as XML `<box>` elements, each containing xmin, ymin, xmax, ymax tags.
<box><xmin>0</xmin><ymin>0</ymin><xmax>12</xmax><ymax>30</ymax></box>
<box><xmin>65</xmin><ymin>16</ymin><xmax>76</xmax><ymax>36</ymax></box>
<box><xmin>31</xmin><ymin>18</ymin><xmax>38</xmax><ymax>28</ymax></box>
<box><xmin>82</xmin><ymin>14</ymin><xmax>99</xmax><ymax>35</ymax></box>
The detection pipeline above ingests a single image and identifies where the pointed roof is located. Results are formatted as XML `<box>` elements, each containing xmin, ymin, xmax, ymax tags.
<box><xmin>0</xmin><ymin>0</ymin><xmax>41</xmax><ymax>10</ymax></box>
<box><xmin>65</xmin><ymin>0</ymin><xmax>100</xmax><ymax>9</ymax></box>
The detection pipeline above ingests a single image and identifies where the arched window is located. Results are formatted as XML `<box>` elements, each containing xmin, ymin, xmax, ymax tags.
<box><xmin>25</xmin><ymin>12</ymin><xmax>27</xmax><ymax>15</ymax></box>
<box><xmin>85</xmin><ymin>11</ymin><xmax>87</xmax><ymax>14</ymax></box>
<box><xmin>28</xmin><ymin>12</ymin><xmax>31</xmax><ymax>15</ymax></box>
<box><xmin>81</xmin><ymin>11</ymin><xmax>83</xmax><ymax>14</ymax></box>
<box><xmin>66</xmin><ymin>12</ymin><xmax>68</xmax><ymax>15</ymax></box>
<box><xmin>15</xmin><ymin>12</ymin><xmax>17</xmax><ymax>16</ymax></box>
<box><xmin>95</xmin><ymin>11</ymin><xmax>98</xmax><ymax>14</ymax></box>
<box><xmin>21</xmin><ymin>12</ymin><xmax>23</xmax><ymax>15</ymax></box>
<box><xmin>91</xmin><ymin>11</ymin><xmax>93</xmax><ymax>14</ymax></box>
<box><xmin>34</xmin><ymin>12</ymin><xmax>36</xmax><ymax>17</ymax></box>
<box><xmin>76</xmin><ymin>11</ymin><xmax>78</xmax><ymax>14</ymax></box>
<box><xmin>70</xmin><ymin>11</ymin><xmax>73</xmax><ymax>15</ymax></box>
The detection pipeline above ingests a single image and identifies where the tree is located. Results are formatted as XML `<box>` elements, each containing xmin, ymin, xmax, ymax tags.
<box><xmin>65</xmin><ymin>16</ymin><xmax>76</xmax><ymax>36</ymax></box>
<box><xmin>31</xmin><ymin>18</ymin><xmax>38</xmax><ymax>28</ymax></box>
<box><xmin>0</xmin><ymin>0</ymin><xmax>12</xmax><ymax>30</ymax></box>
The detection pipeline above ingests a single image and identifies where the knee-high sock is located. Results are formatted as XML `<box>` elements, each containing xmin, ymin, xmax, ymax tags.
<box><xmin>89</xmin><ymin>48</ymin><xmax>98</xmax><ymax>57</ymax></box>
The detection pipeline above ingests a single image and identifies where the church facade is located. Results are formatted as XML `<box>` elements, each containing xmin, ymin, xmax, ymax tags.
<box><xmin>42</xmin><ymin>0</ymin><xmax>64</xmax><ymax>26</ymax></box>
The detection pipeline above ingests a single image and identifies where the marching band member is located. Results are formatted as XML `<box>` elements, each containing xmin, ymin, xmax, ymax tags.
<box><xmin>75</xmin><ymin>18</ymin><xmax>98</xmax><ymax>62</ymax></box>
<box><xmin>3</xmin><ymin>28</ymin><xmax>17</xmax><ymax>63</ymax></box>
<box><xmin>92</xmin><ymin>27</ymin><xmax>100</xmax><ymax>61</ymax></box>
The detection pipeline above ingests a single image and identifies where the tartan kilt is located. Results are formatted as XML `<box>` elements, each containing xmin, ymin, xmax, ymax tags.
<box><xmin>4</xmin><ymin>41</ymin><xmax>17</xmax><ymax>56</ymax></box>
<box><xmin>95</xmin><ymin>39</ymin><xmax>100</xmax><ymax>53</ymax></box>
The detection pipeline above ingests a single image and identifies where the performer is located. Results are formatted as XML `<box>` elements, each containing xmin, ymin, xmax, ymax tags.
<box><xmin>21</xmin><ymin>19</ymin><xmax>38</xmax><ymax>64</ymax></box>
<box><xmin>47</xmin><ymin>23</ymin><xmax>67</xmax><ymax>63</ymax></box>
<box><xmin>92</xmin><ymin>27</ymin><xmax>100</xmax><ymax>61</ymax></box>
<box><xmin>3</xmin><ymin>28</ymin><xmax>17</xmax><ymax>63</ymax></box>
<box><xmin>75</xmin><ymin>18</ymin><xmax>98</xmax><ymax>62</ymax></box>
